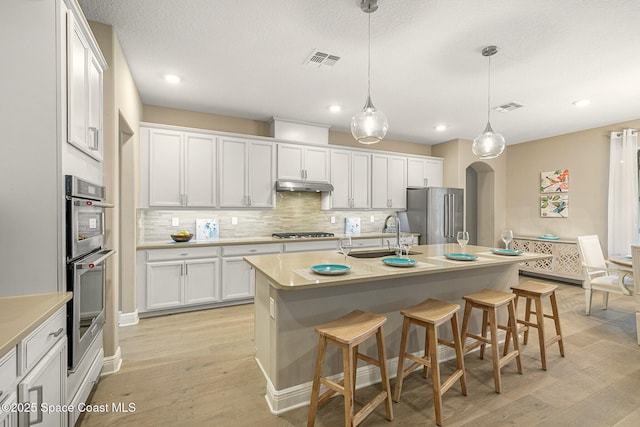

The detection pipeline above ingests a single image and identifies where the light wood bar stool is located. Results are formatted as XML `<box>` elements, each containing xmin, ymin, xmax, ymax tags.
<box><xmin>460</xmin><ymin>289</ymin><xmax>523</xmax><ymax>393</ymax></box>
<box><xmin>393</xmin><ymin>298</ymin><xmax>467</xmax><ymax>426</ymax></box>
<box><xmin>307</xmin><ymin>310</ymin><xmax>393</xmax><ymax>427</ymax></box>
<box><xmin>504</xmin><ymin>280</ymin><xmax>565</xmax><ymax>370</ymax></box>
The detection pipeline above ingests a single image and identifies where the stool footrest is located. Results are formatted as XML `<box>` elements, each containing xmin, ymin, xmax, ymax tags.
<box><xmin>545</xmin><ymin>334</ymin><xmax>562</xmax><ymax>347</ymax></box>
<box><xmin>318</xmin><ymin>378</ymin><xmax>344</xmax><ymax>404</ymax></box>
<box><xmin>465</xmin><ymin>333</ymin><xmax>491</xmax><ymax>345</ymax></box>
<box><xmin>357</xmin><ymin>353</ymin><xmax>380</xmax><ymax>367</ymax></box>
<box><xmin>499</xmin><ymin>350</ymin><xmax>520</xmax><ymax>370</ymax></box>
<box><xmin>438</xmin><ymin>338</ymin><xmax>456</xmax><ymax>349</ymax></box>
<box><xmin>352</xmin><ymin>391</ymin><xmax>389</xmax><ymax>427</ymax></box>
<box><xmin>517</xmin><ymin>319</ymin><xmax>538</xmax><ymax>328</ymax></box>
<box><xmin>440</xmin><ymin>369</ymin><xmax>465</xmax><ymax>396</ymax></box>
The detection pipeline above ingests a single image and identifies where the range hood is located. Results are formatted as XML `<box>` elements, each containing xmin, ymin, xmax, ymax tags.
<box><xmin>276</xmin><ymin>180</ymin><xmax>334</xmax><ymax>192</ymax></box>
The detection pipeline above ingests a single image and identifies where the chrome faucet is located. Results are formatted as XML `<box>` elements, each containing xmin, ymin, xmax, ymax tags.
<box><xmin>383</xmin><ymin>214</ymin><xmax>402</xmax><ymax>256</ymax></box>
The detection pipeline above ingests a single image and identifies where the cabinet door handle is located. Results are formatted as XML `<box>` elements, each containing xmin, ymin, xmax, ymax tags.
<box><xmin>28</xmin><ymin>385</ymin><xmax>44</xmax><ymax>425</ymax></box>
<box><xmin>48</xmin><ymin>327</ymin><xmax>64</xmax><ymax>338</ymax></box>
<box><xmin>424</xmin><ymin>178</ymin><xmax>428</xmax><ymax>187</ymax></box>
<box><xmin>180</xmin><ymin>264</ymin><xmax>184</xmax><ymax>276</ymax></box>
<box><xmin>185</xmin><ymin>264</ymin><xmax>188</xmax><ymax>276</ymax></box>
<box><xmin>304</xmin><ymin>170</ymin><xmax>308</xmax><ymax>180</ymax></box>
<box><xmin>248</xmin><ymin>196</ymin><xmax>253</xmax><ymax>206</ymax></box>
<box><xmin>184</xmin><ymin>193</ymin><xmax>188</xmax><ymax>206</ymax></box>
<box><xmin>88</xmin><ymin>127</ymin><xmax>99</xmax><ymax>150</ymax></box>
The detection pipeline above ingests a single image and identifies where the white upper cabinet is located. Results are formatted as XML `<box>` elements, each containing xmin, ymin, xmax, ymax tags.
<box><xmin>407</xmin><ymin>157</ymin><xmax>443</xmax><ymax>188</ymax></box>
<box><xmin>277</xmin><ymin>143</ymin><xmax>329</xmax><ymax>182</ymax></box>
<box><xmin>327</xmin><ymin>149</ymin><xmax>370</xmax><ymax>209</ymax></box>
<box><xmin>372</xmin><ymin>154</ymin><xmax>407</xmax><ymax>209</ymax></box>
<box><xmin>146</xmin><ymin>127</ymin><xmax>217</xmax><ymax>207</ymax></box>
<box><xmin>185</xmin><ymin>132</ymin><xmax>218</xmax><ymax>207</ymax></box>
<box><xmin>67</xmin><ymin>9</ymin><xmax>104</xmax><ymax>161</ymax></box>
<box><xmin>220</xmin><ymin>136</ymin><xmax>275</xmax><ymax>208</ymax></box>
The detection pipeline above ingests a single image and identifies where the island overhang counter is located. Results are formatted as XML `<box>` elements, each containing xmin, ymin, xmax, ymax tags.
<box><xmin>244</xmin><ymin>243</ymin><xmax>551</xmax><ymax>414</ymax></box>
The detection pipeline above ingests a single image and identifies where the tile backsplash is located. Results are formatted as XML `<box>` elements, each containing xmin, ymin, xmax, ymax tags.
<box><xmin>138</xmin><ymin>192</ymin><xmax>397</xmax><ymax>242</ymax></box>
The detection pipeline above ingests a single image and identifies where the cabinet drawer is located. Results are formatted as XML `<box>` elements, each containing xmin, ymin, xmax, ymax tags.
<box><xmin>147</xmin><ymin>246</ymin><xmax>220</xmax><ymax>261</ymax></box>
<box><xmin>0</xmin><ymin>347</ymin><xmax>17</xmax><ymax>394</ymax></box>
<box><xmin>22</xmin><ymin>307</ymin><xmax>66</xmax><ymax>374</ymax></box>
<box><xmin>283</xmin><ymin>240</ymin><xmax>338</xmax><ymax>253</ymax></box>
<box><xmin>222</xmin><ymin>243</ymin><xmax>282</xmax><ymax>257</ymax></box>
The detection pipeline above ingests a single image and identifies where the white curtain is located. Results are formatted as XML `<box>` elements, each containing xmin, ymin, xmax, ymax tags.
<box><xmin>608</xmin><ymin>129</ymin><xmax>639</xmax><ymax>255</ymax></box>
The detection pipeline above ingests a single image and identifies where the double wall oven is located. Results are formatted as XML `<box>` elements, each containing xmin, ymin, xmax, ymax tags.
<box><xmin>65</xmin><ymin>175</ymin><xmax>115</xmax><ymax>371</ymax></box>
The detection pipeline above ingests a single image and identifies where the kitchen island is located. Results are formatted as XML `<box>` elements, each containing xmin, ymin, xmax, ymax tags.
<box><xmin>244</xmin><ymin>244</ymin><xmax>551</xmax><ymax>414</ymax></box>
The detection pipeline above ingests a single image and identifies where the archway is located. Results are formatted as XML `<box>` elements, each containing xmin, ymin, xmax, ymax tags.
<box><xmin>466</xmin><ymin>162</ymin><xmax>496</xmax><ymax>247</ymax></box>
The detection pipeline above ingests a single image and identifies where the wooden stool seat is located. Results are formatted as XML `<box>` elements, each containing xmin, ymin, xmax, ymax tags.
<box><xmin>506</xmin><ymin>280</ymin><xmax>565</xmax><ymax>370</ymax></box>
<box><xmin>307</xmin><ymin>310</ymin><xmax>393</xmax><ymax>427</ymax></box>
<box><xmin>460</xmin><ymin>288</ymin><xmax>522</xmax><ymax>394</ymax></box>
<box><xmin>394</xmin><ymin>299</ymin><xmax>467</xmax><ymax>426</ymax></box>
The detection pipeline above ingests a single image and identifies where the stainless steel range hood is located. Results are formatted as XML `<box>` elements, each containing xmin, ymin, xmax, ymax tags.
<box><xmin>276</xmin><ymin>180</ymin><xmax>334</xmax><ymax>192</ymax></box>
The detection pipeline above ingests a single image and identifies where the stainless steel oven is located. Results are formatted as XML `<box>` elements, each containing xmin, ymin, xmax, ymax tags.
<box><xmin>65</xmin><ymin>175</ymin><xmax>115</xmax><ymax>371</ymax></box>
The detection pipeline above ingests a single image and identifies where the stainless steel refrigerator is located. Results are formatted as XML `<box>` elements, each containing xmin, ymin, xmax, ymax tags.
<box><xmin>405</xmin><ymin>187</ymin><xmax>464</xmax><ymax>245</ymax></box>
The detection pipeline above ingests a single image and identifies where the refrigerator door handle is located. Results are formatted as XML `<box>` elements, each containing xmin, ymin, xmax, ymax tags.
<box><xmin>443</xmin><ymin>194</ymin><xmax>449</xmax><ymax>238</ymax></box>
<box><xmin>449</xmin><ymin>193</ymin><xmax>455</xmax><ymax>237</ymax></box>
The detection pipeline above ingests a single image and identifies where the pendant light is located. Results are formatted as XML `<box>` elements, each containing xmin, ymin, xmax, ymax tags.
<box><xmin>472</xmin><ymin>45</ymin><xmax>506</xmax><ymax>159</ymax></box>
<box><xmin>351</xmin><ymin>0</ymin><xmax>388</xmax><ymax>144</ymax></box>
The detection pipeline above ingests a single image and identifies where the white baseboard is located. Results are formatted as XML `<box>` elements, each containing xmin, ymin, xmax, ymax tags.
<box><xmin>259</xmin><ymin>333</ymin><xmax>506</xmax><ymax>414</ymax></box>
<box><xmin>119</xmin><ymin>310</ymin><xmax>139</xmax><ymax>327</ymax></box>
<box><xmin>102</xmin><ymin>346</ymin><xmax>122</xmax><ymax>375</ymax></box>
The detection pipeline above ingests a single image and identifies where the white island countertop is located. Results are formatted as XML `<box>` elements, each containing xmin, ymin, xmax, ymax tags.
<box><xmin>244</xmin><ymin>243</ymin><xmax>550</xmax><ymax>290</ymax></box>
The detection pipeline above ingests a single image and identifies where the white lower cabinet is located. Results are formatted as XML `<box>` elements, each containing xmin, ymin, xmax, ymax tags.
<box><xmin>0</xmin><ymin>306</ymin><xmax>70</xmax><ymax>427</ymax></box>
<box><xmin>0</xmin><ymin>346</ymin><xmax>18</xmax><ymax>427</ymax></box>
<box><xmin>145</xmin><ymin>248</ymin><xmax>220</xmax><ymax>311</ymax></box>
<box><xmin>0</xmin><ymin>391</ymin><xmax>17</xmax><ymax>427</ymax></box>
<box><xmin>221</xmin><ymin>257</ymin><xmax>254</xmax><ymax>301</ymax></box>
<box><xmin>18</xmin><ymin>337</ymin><xmax>66</xmax><ymax>427</ymax></box>
<box><xmin>221</xmin><ymin>244</ymin><xmax>282</xmax><ymax>301</ymax></box>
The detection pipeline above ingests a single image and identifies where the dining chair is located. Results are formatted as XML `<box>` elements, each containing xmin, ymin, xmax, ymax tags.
<box><xmin>632</xmin><ymin>245</ymin><xmax>640</xmax><ymax>345</ymax></box>
<box><xmin>576</xmin><ymin>235</ymin><xmax>633</xmax><ymax>315</ymax></box>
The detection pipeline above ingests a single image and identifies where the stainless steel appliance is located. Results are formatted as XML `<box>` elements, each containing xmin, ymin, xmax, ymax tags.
<box><xmin>405</xmin><ymin>187</ymin><xmax>464</xmax><ymax>245</ymax></box>
<box><xmin>272</xmin><ymin>232</ymin><xmax>335</xmax><ymax>239</ymax></box>
<box><xmin>65</xmin><ymin>175</ymin><xmax>114</xmax><ymax>371</ymax></box>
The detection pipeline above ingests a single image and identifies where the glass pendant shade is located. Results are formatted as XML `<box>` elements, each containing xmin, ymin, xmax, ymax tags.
<box><xmin>472</xmin><ymin>45</ymin><xmax>505</xmax><ymax>159</ymax></box>
<box><xmin>351</xmin><ymin>0</ymin><xmax>387</xmax><ymax>144</ymax></box>
<box><xmin>351</xmin><ymin>96</ymin><xmax>388</xmax><ymax>144</ymax></box>
<box><xmin>472</xmin><ymin>121</ymin><xmax>505</xmax><ymax>159</ymax></box>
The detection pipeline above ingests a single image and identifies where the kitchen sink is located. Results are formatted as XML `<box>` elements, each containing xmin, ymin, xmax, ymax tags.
<box><xmin>348</xmin><ymin>250</ymin><xmax>421</xmax><ymax>258</ymax></box>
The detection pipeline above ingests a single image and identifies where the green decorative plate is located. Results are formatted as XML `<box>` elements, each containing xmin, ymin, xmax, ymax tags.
<box><xmin>444</xmin><ymin>253</ymin><xmax>478</xmax><ymax>261</ymax></box>
<box><xmin>310</xmin><ymin>264</ymin><xmax>351</xmax><ymax>275</ymax></box>
<box><xmin>381</xmin><ymin>257</ymin><xmax>417</xmax><ymax>267</ymax></box>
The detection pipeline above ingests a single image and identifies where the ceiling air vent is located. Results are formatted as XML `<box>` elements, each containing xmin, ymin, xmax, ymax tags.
<box><xmin>304</xmin><ymin>50</ymin><xmax>341</xmax><ymax>68</ymax></box>
<box><xmin>494</xmin><ymin>102</ymin><xmax>525</xmax><ymax>113</ymax></box>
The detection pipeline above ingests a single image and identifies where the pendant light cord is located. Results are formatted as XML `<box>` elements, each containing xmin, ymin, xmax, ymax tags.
<box><xmin>367</xmin><ymin>5</ymin><xmax>372</xmax><ymax>99</ymax></box>
<box><xmin>486</xmin><ymin>54</ymin><xmax>491</xmax><ymax>123</ymax></box>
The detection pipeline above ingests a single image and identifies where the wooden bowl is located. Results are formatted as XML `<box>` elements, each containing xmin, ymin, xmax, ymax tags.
<box><xmin>170</xmin><ymin>233</ymin><xmax>193</xmax><ymax>242</ymax></box>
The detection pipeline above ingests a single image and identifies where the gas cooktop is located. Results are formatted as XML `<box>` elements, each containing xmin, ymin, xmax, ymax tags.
<box><xmin>272</xmin><ymin>232</ymin><xmax>335</xmax><ymax>239</ymax></box>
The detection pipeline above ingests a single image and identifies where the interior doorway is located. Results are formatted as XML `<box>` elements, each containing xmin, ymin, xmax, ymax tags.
<box><xmin>466</xmin><ymin>162</ymin><xmax>496</xmax><ymax>247</ymax></box>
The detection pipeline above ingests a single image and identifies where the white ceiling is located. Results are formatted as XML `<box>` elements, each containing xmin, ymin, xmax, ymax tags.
<box><xmin>78</xmin><ymin>0</ymin><xmax>640</xmax><ymax>145</ymax></box>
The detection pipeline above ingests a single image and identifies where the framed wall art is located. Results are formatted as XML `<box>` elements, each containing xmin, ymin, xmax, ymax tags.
<box><xmin>540</xmin><ymin>169</ymin><xmax>569</xmax><ymax>193</ymax></box>
<box><xmin>540</xmin><ymin>194</ymin><xmax>568</xmax><ymax>217</ymax></box>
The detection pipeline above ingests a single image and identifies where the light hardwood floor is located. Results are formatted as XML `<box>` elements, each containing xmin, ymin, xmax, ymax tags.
<box><xmin>78</xmin><ymin>277</ymin><xmax>640</xmax><ymax>426</ymax></box>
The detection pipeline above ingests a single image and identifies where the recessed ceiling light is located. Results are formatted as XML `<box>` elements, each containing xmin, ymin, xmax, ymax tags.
<box><xmin>329</xmin><ymin>105</ymin><xmax>342</xmax><ymax>113</ymax></box>
<box><xmin>434</xmin><ymin>124</ymin><xmax>447</xmax><ymax>132</ymax></box>
<box><xmin>573</xmin><ymin>99</ymin><xmax>590</xmax><ymax>107</ymax></box>
<box><xmin>164</xmin><ymin>74</ymin><xmax>181</xmax><ymax>84</ymax></box>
